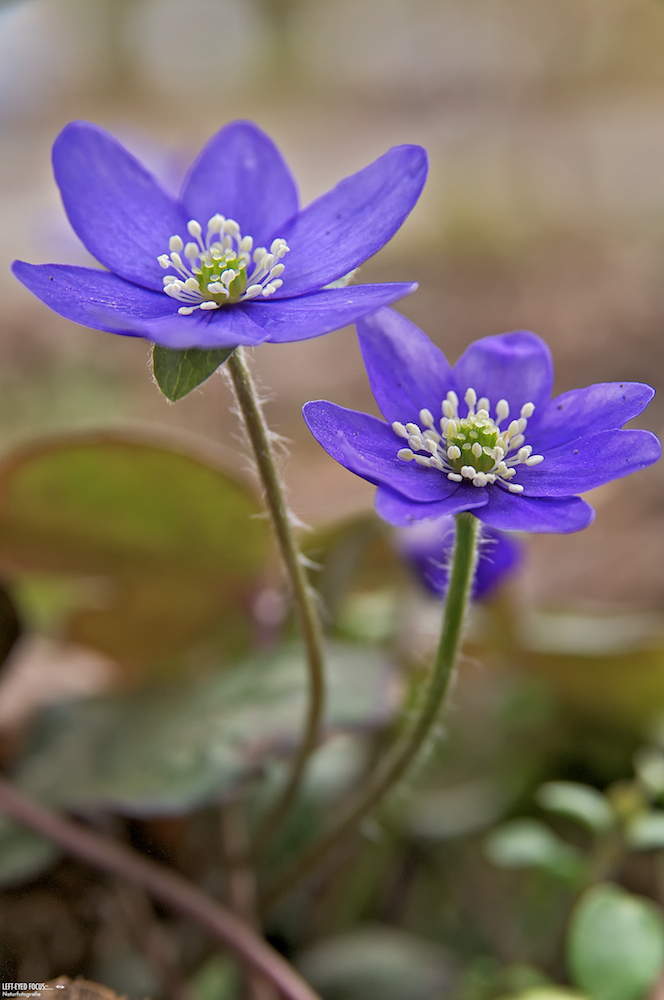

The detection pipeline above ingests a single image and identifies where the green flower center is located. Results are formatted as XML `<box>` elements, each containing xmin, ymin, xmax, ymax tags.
<box><xmin>392</xmin><ymin>388</ymin><xmax>545</xmax><ymax>494</ymax></box>
<box><xmin>158</xmin><ymin>215</ymin><xmax>289</xmax><ymax>315</ymax></box>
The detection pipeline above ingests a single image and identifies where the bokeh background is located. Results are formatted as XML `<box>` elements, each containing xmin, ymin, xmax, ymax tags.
<box><xmin>2</xmin><ymin>0</ymin><xmax>664</xmax><ymax>608</ymax></box>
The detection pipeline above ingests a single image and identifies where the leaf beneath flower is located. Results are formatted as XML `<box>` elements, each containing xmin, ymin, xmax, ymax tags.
<box><xmin>151</xmin><ymin>344</ymin><xmax>234</xmax><ymax>401</ymax></box>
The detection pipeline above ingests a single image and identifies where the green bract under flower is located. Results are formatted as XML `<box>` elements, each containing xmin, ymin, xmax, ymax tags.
<box><xmin>158</xmin><ymin>215</ymin><xmax>290</xmax><ymax>315</ymax></box>
<box><xmin>392</xmin><ymin>388</ymin><xmax>544</xmax><ymax>493</ymax></box>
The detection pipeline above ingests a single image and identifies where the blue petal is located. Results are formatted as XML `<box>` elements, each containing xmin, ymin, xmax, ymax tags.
<box><xmin>453</xmin><ymin>331</ymin><xmax>554</xmax><ymax>419</ymax></box>
<box><xmin>272</xmin><ymin>144</ymin><xmax>428</xmax><ymax>297</ymax></box>
<box><xmin>476</xmin><ymin>489</ymin><xmax>595</xmax><ymax>533</ymax></box>
<box><xmin>515</xmin><ymin>429</ymin><xmax>661</xmax><ymax>497</ymax></box>
<box><xmin>11</xmin><ymin>261</ymin><xmax>267</xmax><ymax>349</ymax></box>
<box><xmin>180</xmin><ymin>120</ymin><xmax>299</xmax><ymax>249</ymax></box>
<box><xmin>531</xmin><ymin>382</ymin><xmax>656</xmax><ymax>451</ymax></box>
<box><xmin>52</xmin><ymin>122</ymin><xmax>189</xmax><ymax>291</ymax></box>
<box><xmin>356</xmin><ymin>307</ymin><xmax>455</xmax><ymax>424</ymax></box>
<box><xmin>302</xmin><ymin>400</ymin><xmax>459</xmax><ymax>502</ymax></box>
<box><xmin>397</xmin><ymin>517</ymin><xmax>522</xmax><ymax>599</ymax></box>
<box><xmin>246</xmin><ymin>283</ymin><xmax>417</xmax><ymax>343</ymax></box>
<box><xmin>374</xmin><ymin>484</ymin><xmax>487</xmax><ymax>526</ymax></box>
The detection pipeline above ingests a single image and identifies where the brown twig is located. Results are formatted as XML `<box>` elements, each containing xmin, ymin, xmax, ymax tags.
<box><xmin>0</xmin><ymin>777</ymin><xmax>322</xmax><ymax>1000</ymax></box>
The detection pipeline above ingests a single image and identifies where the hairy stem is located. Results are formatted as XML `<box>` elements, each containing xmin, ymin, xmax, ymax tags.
<box><xmin>261</xmin><ymin>512</ymin><xmax>479</xmax><ymax>911</ymax></box>
<box><xmin>227</xmin><ymin>347</ymin><xmax>326</xmax><ymax>851</ymax></box>
<box><xmin>0</xmin><ymin>778</ymin><xmax>322</xmax><ymax>1000</ymax></box>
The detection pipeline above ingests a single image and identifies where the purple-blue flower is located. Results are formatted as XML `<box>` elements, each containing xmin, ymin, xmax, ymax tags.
<box><xmin>12</xmin><ymin>121</ymin><xmax>428</xmax><ymax>350</ymax></box>
<box><xmin>396</xmin><ymin>517</ymin><xmax>522</xmax><ymax>599</ymax></box>
<box><xmin>303</xmin><ymin>308</ymin><xmax>661</xmax><ymax>534</ymax></box>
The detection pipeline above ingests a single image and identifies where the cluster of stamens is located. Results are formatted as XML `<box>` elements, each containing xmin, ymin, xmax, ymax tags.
<box><xmin>158</xmin><ymin>214</ymin><xmax>289</xmax><ymax>315</ymax></box>
<box><xmin>393</xmin><ymin>388</ymin><xmax>544</xmax><ymax>494</ymax></box>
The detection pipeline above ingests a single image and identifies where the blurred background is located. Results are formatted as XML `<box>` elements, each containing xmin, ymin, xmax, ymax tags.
<box><xmin>2</xmin><ymin>1</ymin><xmax>664</xmax><ymax>998</ymax></box>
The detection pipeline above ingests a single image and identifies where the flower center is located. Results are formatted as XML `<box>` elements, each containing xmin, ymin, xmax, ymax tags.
<box><xmin>158</xmin><ymin>215</ymin><xmax>290</xmax><ymax>315</ymax></box>
<box><xmin>392</xmin><ymin>388</ymin><xmax>544</xmax><ymax>493</ymax></box>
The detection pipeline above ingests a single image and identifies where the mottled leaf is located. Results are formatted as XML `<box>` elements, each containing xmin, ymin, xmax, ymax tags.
<box><xmin>15</xmin><ymin>643</ymin><xmax>396</xmax><ymax>816</ymax></box>
<box><xmin>151</xmin><ymin>344</ymin><xmax>234</xmax><ymax>401</ymax></box>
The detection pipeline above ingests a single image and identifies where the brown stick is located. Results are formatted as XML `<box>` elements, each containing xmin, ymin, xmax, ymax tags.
<box><xmin>0</xmin><ymin>777</ymin><xmax>322</xmax><ymax>1000</ymax></box>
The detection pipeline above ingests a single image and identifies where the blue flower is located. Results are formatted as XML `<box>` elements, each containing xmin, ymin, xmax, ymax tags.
<box><xmin>303</xmin><ymin>307</ymin><xmax>661</xmax><ymax>534</ymax></box>
<box><xmin>12</xmin><ymin>122</ymin><xmax>428</xmax><ymax>350</ymax></box>
<box><xmin>396</xmin><ymin>517</ymin><xmax>522</xmax><ymax>599</ymax></box>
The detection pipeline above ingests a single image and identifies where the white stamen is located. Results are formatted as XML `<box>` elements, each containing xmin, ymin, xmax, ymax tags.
<box><xmin>393</xmin><ymin>384</ymin><xmax>545</xmax><ymax>495</ymax></box>
<box><xmin>169</xmin><ymin>235</ymin><xmax>183</xmax><ymax>253</ymax></box>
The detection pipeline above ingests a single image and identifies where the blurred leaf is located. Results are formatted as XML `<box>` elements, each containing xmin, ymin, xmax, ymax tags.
<box><xmin>501</xmin><ymin>990</ymin><xmax>587</xmax><ymax>1000</ymax></box>
<box><xmin>485</xmin><ymin>819</ymin><xmax>586</xmax><ymax>881</ymax></box>
<box><xmin>407</xmin><ymin>780</ymin><xmax>505</xmax><ymax>840</ymax></box>
<box><xmin>536</xmin><ymin>782</ymin><xmax>614</xmax><ymax>833</ymax></box>
<box><xmin>0</xmin><ymin>815</ymin><xmax>59</xmax><ymax>888</ymax></box>
<box><xmin>15</xmin><ymin>643</ymin><xmax>396</xmax><ymax>816</ymax></box>
<box><xmin>0</xmin><ymin>434</ymin><xmax>270</xmax><ymax>672</ymax></box>
<box><xmin>297</xmin><ymin>925</ymin><xmax>454</xmax><ymax>1000</ymax></box>
<box><xmin>634</xmin><ymin>746</ymin><xmax>664</xmax><ymax>795</ymax></box>
<box><xmin>190</xmin><ymin>955</ymin><xmax>240</xmax><ymax>1000</ymax></box>
<box><xmin>151</xmin><ymin>345</ymin><xmax>233</xmax><ymax>401</ymax></box>
<box><xmin>625</xmin><ymin>811</ymin><xmax>664</xmax><ymax>850</ymax></box>
<box><xmin>568</xmin><ymin>883</ymin><xmax>664</xmax><ymax>1000</ymax></box>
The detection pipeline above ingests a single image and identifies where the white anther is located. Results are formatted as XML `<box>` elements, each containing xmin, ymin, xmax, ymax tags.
<box><xmin>207</xmin><ymin>214</ymin><xmax>225</xmax><ymax>233</ymax></box>
<box><xmin>517</xmin><ymin>417</ymin><xmax>528</xmax><ymax>434</ymax></box>
<box><xmin>220</xmin><ymin>269</ymin><xmax>236</xmax><ymax>286</ymax></box>
<box><xmin>269</xmin><ymin>279</ymin><xmax>283</xmax><ymax>290</ymax></box>
<box><xmin>424</xmin><ymin>439</ymin><xmax>438</xmax><ymax>455</ymax></box>
<box><xmin>461</xmin><ymin>466</ymin><xmax>477</xmax><ymax>479</ymax></box>
<box><xmin>206</xmin><ymin>282</ymin><xmax>225</xmax><ymax>294</ymax></box>
<box><xmin>392</xmin><ymin>422</ymin><xmax>409</xmax><ymax>438</ymax></box>
<box><xmin>471</xmin><ymin>442</ymin><xmax>483</xmax><ymax>458</ymax></box>
<box><xmin>163</xmin><ymin>275</ymin><xmax>177</xmax><ymax>285</ymax></box>
<box><xmin>447</xmin><ymin>473</ymin><xmax>463</xmax><ymax>482</ymax></box>
<box><xmin>521</xmin><ymin>402</ymin><xmax>535</xmax><ymax>419</ymax></box>
<box><xmin>253</xmin><ymin>247</ymin><xmax>267</xmax><ymax>264</ymax></box>
<box><xmin>158</xmin><ymin>254</ymin><xmax>171</xmax><ymax>268</ymax></box>
<box><xmin>170</xmin><ymin>252</ymin><xmax>184</xmax><ymax>270</ymax></box>
<box><xmin>408</xmin><ymin>436</ymin><xmax>423</xmax><ymax>451</ymax></box>
<box><xmin>406</xmin><ymin>423</ymin><xmax>420</xmax><ymax>435</ymax></box>
<box><xmin>169</xmin><ymin>235</ymin><xmax>183</xmax><ymax>253</ymax></box>
<box><xmin>447</xmin><ymin>390</ymin><xmax>459</xmax><ymax>408</ymax></box>
<box><xmin>240</xmin><ymin>235</ymin><xmax>253</xmax><ymax>252</ymax></box>
<box><xmin>442</xmin><ymin>400</ymin><xmax>455</xmax><ymax>418</ymax></box>
<box><xmin>243</xmin><ymin>285</ymin><xmax>263</xmax><ymax>299</ymax></box>
<box><xmin>526</xmin><ymin>455</ymin><xmax>544</xmax><ymax>466</ymax></box>
<box><xmin>223</xmin><ymin>219</ymin><xmax>240</xmax><ymax>237</ymax></box>
<box><xmin>477</xmin><ymin>397</ymin><xmax>490</xmax><ymax>413</ymax></box>
<box><xmin>511</xmin><ymin>434</ymin><xmax>525</xmax><ymax>450</ymax></box>
<box><xmin>495</xmin><ymin>399</ymin><xmax>510</xmax><ymax>423</ymax></box>
<box><xmin>184</xmin><ymin>277</ymin><xmax>199</xmax><ymax>291</ymax></box>
<box><xmin>419</xmin><ymin>408</ymin><xmax>434</xmax><ymax>428</ymax></box>
<box><xmin>397</xmin><ymin>449</ymin><xmax>414</xmax><ymax>461</ymax></box>
<box><xmin>184</xmin><ymin>242</ymin><xmax>199</xmax><ymax>262</ymax></box>
<box><xmin>415</xmin><ymin>455</ymin><xmax>432</xmax><ymax>467</ymax></box>
<box><xmin>507</xmin><ymin>420</ymin><xmax>520</xmax><ymax>439</ymax></box>
<box><xmin>259</xmin><ymin>253</ymin><xmax>275</xmax><ymax>272</ymax></box>
<box><xmin>517</xmin><ymin>447</ymin><xmax>532</xmax><ymax>463</ymax></box>
<box><xmin>187</xmin><ymin>220</ymin><xmax>202</xmax><ymax>241</ymax></box>
<box><xmin>262</xmin><ymin>284</ymin><xmax>277</xmax><ymax>296</ymax></box>
<box><xmin>447</xmin><ymin>445</ymin><xmax>461</xmax><ymax>461</ymax></box>
<box><xmin>464</xmin><ymin>388</ymin><xmax>477</xmax><ymax>412</ymax></box>
<box><xmin>423</xmin><ymin>429</ymin><xmax>441</xmax><ymax>443</ymax></box>
<box><xmin>178</xmin><ymin>306</ymin><xmax>195</xmax><ymax>315</ymax></box>
<box><xmin>164</xmin><ymin>284</ymin><xmax>182</xmax><ymax>298</ymax></box>
<box><xmin>270</xmin><ymin>263</ymin><xmax>285</xmax><ymax>279</ymax></box>
<box><xmin>508</xmin><ymin>483</ymin><xmax>524</xmax><ymax>493</ymax></box>
<box><xmin>473</xmin><ymin>474</ymin><xmax>488</xmax><ymax>487</ymax></box>
<box><xmin>462</xmin><ymin>443</ymin><xmax>471</xmax><ymax>451</ymax></box>
<box><xmin>199</xmin><ymin>301</ymin><xmax>219</xmax><ymax>310</ymax></box>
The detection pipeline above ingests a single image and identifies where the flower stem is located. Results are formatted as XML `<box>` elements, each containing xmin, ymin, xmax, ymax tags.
<box><xmin>226</xmin><ymin>347</ymin><xmax>326</xmax><ymax>852</ymax></box>
<box><xmin>0</xmin><ymin>777</ymin><xmax>323</xmax><ymax>1000</ymax></box>
<box><xmin>261</xmin><ymin>511</ymin><xmax>479</xmax><ymax>911</ymax></box>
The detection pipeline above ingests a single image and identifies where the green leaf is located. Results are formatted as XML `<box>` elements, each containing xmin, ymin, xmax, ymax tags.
<box><xmin>0</xmin><ymin>816</ymin><xmax>59</xmax><ymax>888</ymax></box>
<box><xmin>0</xmin><ymin>433</ymin><xmax>270</xmax><ymax>671</ymax></box>
<box><xmin>537</xmin><ymin>782</ymin><xmax>614</xmax><ymax>833</ymax></box>
<box><xmin>485</xmin><ymin>819</ymin><xmax>586</xmax><ymax>881</ymax></box>
<box><xmin>297</xmin><ymin>925</ymin><xmax>452</xmax><ymax>1000</ymax></box>
<box><xmin>626</xmin><ymin>811</ymin><xmax>664</xmax><ymax>850</ymax></box>
<box><xmin>568</xmin><ymin>883</ymin><xmax>664</xmax><ymax>1000</ymax></box>
<box><xmin>151</xmin><ymin>344</ymin><xmax>234</xmax><ymax>401</ymax></box>
<box><xmin>15</xmin><ymin>643</ymin><xmax>396</xmax><ymax>816</ymax></box>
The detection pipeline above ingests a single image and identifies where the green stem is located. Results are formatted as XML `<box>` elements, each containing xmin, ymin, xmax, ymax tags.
<box><xmin>261</xmin><ymin>512</ymin><xmax>479</xmax><ymax>911</ymax></box>
<box><xmin>227</xmin><ymin>348</ymin><xmax>326</xmax><ymax>853</ymax></box>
